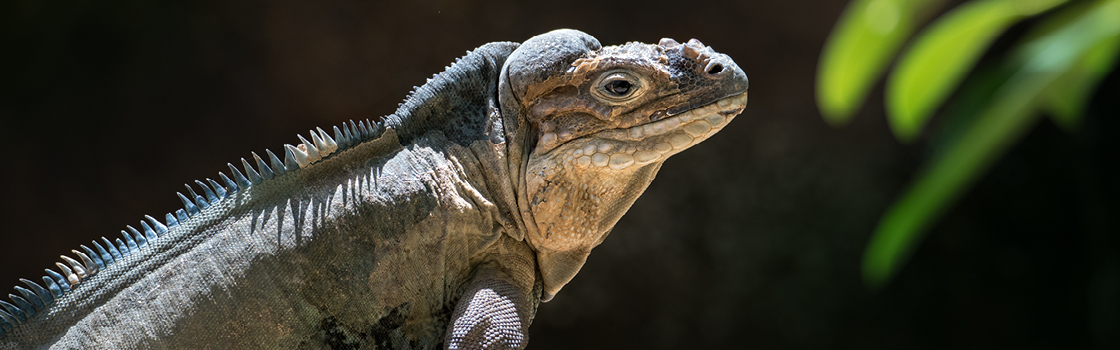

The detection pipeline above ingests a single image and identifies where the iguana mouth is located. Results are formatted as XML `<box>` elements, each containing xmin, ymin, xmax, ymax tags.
<box><xmin>560</xmin><ymin>91</ymin><xmax>748</xmax><ymax>170</ymax></box>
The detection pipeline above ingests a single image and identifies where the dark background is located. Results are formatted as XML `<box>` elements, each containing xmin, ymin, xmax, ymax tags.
<box><xmin>1</xmin><ymin>0</ymin><xmax>1117</xmax><ymax>348</ymax></box>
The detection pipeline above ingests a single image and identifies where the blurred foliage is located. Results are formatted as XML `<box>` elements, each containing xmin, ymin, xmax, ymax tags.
<box><xmin>817</xmin><ymin>0</ymin><xmax>945</xmax><ymax>126</ymax></box>
<box><xmin>816</xmin><ymin>0</ymin><xmax>1120</xmax><ymax>289</ymax></box>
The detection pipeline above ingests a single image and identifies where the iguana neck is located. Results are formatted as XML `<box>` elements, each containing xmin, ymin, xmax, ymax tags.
<box><xmin>383</xmin><ymin>42</ymin><xmax>519</xmax><ymax>147</ymax></box>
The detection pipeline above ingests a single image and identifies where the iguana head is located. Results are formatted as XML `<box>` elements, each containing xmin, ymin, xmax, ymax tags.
<box><xmin>499</xmin><ymin>29</ymin><xmax>748</xmax><ymax>301</ymax></box>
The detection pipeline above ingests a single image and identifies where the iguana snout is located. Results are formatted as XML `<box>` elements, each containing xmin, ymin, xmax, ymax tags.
<box><xmin>503</xmin><ymin>29</ymin><xmax>749</xmax><ymax>301</ymax></box>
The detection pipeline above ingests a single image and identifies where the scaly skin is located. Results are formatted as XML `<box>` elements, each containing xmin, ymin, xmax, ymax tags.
<box><xmin>0</xmin><ymin>29</ymin><xmax>747</xmax><ymax>349</ymax></box>
<box><xmin>507</xmin><ymin>33</ymin><xmax>748</xmax><ymax>301</ymax></box>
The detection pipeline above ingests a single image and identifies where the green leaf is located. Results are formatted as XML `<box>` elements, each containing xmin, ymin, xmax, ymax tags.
<box><xmin>1025</xmin><ymin>0</ymin><xmax>1120</xmax><ymax>129</ymax></box>
<box><xmin>862</xmin><ymin>0</ymin><xmax>1120</xmax><ymax>289</ymax></box>
<box><xmin>1042</xmin><ymin>34</ymin><xmax>1120</xmax><ymax>130</ymax></box>
<box><xmin>885</xmin><ymin>0</ymin><xmax>1068</xmax><ymax>143</ymax></box>
<box><xmin>816</xmin><ymin>0</ymin><xmax>943</xmax><ymax>126</ymax></box>
<box><xmin>1013</xmin><ymin>0</ymin><xmax>1116</xmax><ymax>129</ymax></box>
<box><xmin>1043</xmin><ymin>37</ymin><xmax>1120</xmax><ymax>129</ymax></box>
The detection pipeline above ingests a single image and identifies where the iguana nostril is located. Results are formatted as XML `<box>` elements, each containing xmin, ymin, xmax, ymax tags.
<box><xmin>706</xmin><ymin>62</ymin><xmax>724</xmax><ymax>75</ymax></box>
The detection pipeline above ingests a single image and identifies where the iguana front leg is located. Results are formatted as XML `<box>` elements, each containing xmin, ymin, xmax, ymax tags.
<box><xmin>445</xmin><ymin>236</ymin><xmax>540</xmax><ymax>350</ymax></box>
<box><xmin>444</xmin><ymin>265</ymin><xmax>533</xmax><ymax>349</ymax></box>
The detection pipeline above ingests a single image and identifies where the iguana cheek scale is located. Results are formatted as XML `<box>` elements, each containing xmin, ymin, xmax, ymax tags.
<box><xmin>0</xmin><ymin>29</ymin><xmax>747</xmax><ymax>349</ymax></box>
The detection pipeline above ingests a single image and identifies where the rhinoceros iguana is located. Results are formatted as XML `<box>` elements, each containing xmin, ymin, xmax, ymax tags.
<box><xmin>0</xmin><ymin>29</ymin><xmax>748</xmax><ymax>349</ymax></box>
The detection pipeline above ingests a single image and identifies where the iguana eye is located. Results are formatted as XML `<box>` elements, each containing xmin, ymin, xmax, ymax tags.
<box><xmin>604</xmin><ymin>80</ymin><xmax>632</xmax><ymax>96</ymax></box>
<box><xmin>592</xmin><ymin>70</ymin><xmax>643</xmax><ymax>103</ymax></box>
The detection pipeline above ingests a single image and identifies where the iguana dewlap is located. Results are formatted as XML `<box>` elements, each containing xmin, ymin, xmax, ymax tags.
<box><xmin>0</xmin><ymin>29</ymin><xmax>747</xmax><ymax>349</ymax></box>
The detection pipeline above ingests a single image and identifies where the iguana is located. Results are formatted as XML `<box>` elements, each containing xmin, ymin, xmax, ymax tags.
<box><xmin>0</xmin><ymin>29</ymin><xmax>748</xmax><ymax>349</ymax></box>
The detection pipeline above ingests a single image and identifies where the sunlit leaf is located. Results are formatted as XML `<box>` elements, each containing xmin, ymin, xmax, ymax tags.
<box><xmin>1043</xmin><ymin>36</ymin><xmax>1120</xmax><ymax>129</ymax></box>
<box><xmin>1043</xmin><ymin>36</ymin><xmax>1120</xmax><ymax>130</ymax></box>
<box><xmin>885</xmin><ymin>0</ymin><xmax>1068</xmax><ymax>142</ymax></box>
<box><xmin>863</xmin><ymin>0</ymin><xmax>1120</xmax><ymax>289</ymax></box>
<box><xmin>1013</xmin><ymin>0</ymin><xmax>1115</xmax><ymax>129</ymax></box>
<box><xmin>1026</xmin><ymin>0</ymin><xmax>1120</xmax><ymax>129</ymax></box>
<box><xmin>816</xmin><ymin>0</ymin><xmax>943</xmax><ymax>126</ymax></box>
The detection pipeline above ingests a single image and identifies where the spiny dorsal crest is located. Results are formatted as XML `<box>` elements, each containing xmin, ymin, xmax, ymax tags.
<box><xmin>0</xmin><ymin>119</ymin><xmax>384</xmax><ymax>338</ymax></box>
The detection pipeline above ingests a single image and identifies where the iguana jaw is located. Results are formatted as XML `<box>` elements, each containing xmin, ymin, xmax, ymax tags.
<box><xmin>521</xmin><ymin>91</ymin><xmax>748</xmax><ymax>302</ymax></box>
<box><xmin>548</xmin><ymin>91</ymin><xmax>748</xmax><ymax>170</ymax></box>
